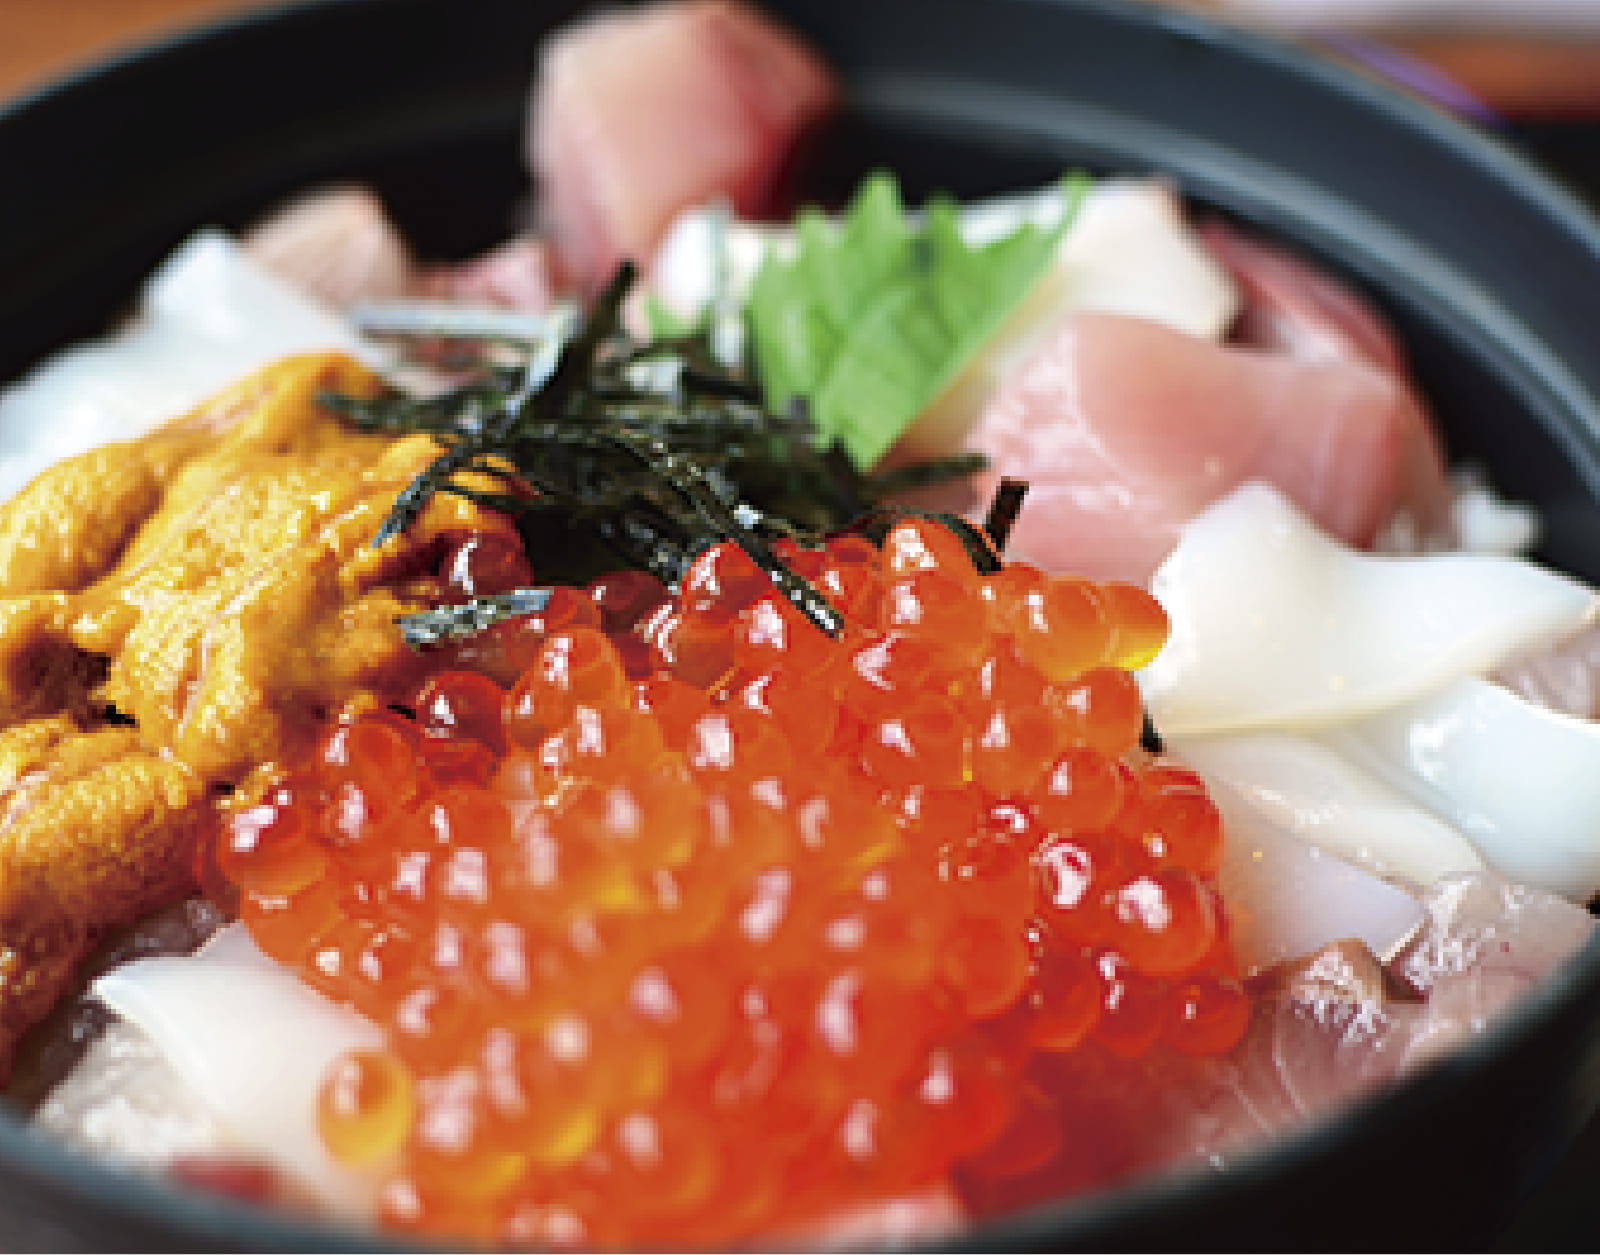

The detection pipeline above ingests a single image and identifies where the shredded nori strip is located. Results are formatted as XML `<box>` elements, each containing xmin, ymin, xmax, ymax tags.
<box><xmin>396</xmin><ymin>588</ymin><xmax>557</xmax><ymax>648</ymax></box>
<box><xmin>982</xmin><ymin>477</ymin><xmax>1030</xmax><ymax>552</ymax></box>
<box><xmin>324</xmin><ymin>262</ymin><xmax>981</xmax><ymax>642</ymax></box>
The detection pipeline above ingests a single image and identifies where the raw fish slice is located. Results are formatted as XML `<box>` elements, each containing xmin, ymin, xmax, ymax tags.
<box><xmin>961</xmin><ymin>886</ymin><xmax>1592</xmax><ymax>1219</ymax></box>
<box><xmin>243</xmin><ymin>184</ymin><xmax>556</xmax><ymax>318</ymax></box>
<box><xmin>922</xmin><ymin>316</ymin><xmax>1434</xmax><ymax>583</ymax></box>
<box><xmin>1186</xmin><ymin>736</ymin><xmax>1434</xmax><ymax>970</ymax></box>
<box><xmin>91</xmin><ymin>924</ymin><xmax>383</xmax><ymax>1217</ymax></box>
<box><xmin>1199</xmin><ymin>221</ymin><xmax>1405</xmax><ymax>372</ymax></box>
<box><xmin>1392</xmin><ymin>873</ymin><xmax>1597</xmax><ymax>1069</ymax></box>
<box><xmin>1183</xmin><ymin>732</ymin><xmax>1481</xmax><ymax>893</ymax></box>
<box><xmin>1252</xmin><ymin>941</ymin><xmax>1419</xmax><ymax>1120</ymax></box>
<box><xmin>1201</xmin><ymin>222</ymin><xmax>1454</xmax><ymax>545</ymax></box>
<box><xmin>413</xmin><ymin>237</ymin><xmax>556</xmax><ymax>313</ymax></box>
<box><xmin>1495</xmin><ymin>622</ymin><xmax>1600</xmax><ymax>720</ymax></box>
<box><xmin>242</xmin><ymin>185</ymin><xmax>414</xmax><ymax>313</ymax></box>
<box><xmin>0</xmin><ymin>232</ymin><xmax>373</xmax><ymax>503</ymax></box>
<box><xmin>1141</xmin><ymin>482</ymin><xmax>1597</xmax><ymax>735</ymax></box>
<box><xmin>529</xmin><ymin>0</ymin><xmax>834</xmax><ymax>291</ymax></box>
<box><xmin>1399</xmin><ymin>873</ymin><xmax>1597</xmax><ymax>997</ymax></box>
<box><xmin>1330</xmin><ymin>678</ymin><xmax>1600</xmax><ymax>901</ymax></box>
<box><xmin>32</xmin><ymin>1018</ymin><xmax>228</xmax><ymax>1169</ymax></box>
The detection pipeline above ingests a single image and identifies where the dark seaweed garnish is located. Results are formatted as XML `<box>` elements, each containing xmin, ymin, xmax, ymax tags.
<box><xmin>982</xmin><ymin>477</ymin><xmax>1030</xmax><ymax>553</ymax></box>
<box><xmin>325</xmin><ymin>262</ymin><xmax>982</xmax><ymax>642</ymax></box>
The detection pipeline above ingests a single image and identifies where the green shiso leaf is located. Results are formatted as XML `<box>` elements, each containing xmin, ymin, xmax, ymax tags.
<box><xmin>745</xmin><ymin>171</ymin><xmax>1088</xmax><ymax>470</ymax></box>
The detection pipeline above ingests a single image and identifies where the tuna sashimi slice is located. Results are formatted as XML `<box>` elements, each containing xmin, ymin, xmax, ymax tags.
<box><xmin>915</xmin><ymin>311</ymin><xmax>1431</xmax><ymax>584</ymax></box>
<box><xmin>1200</xmin><ymin>222</ymin><xmax>1453</xmax><ymax>547</ymax></box>
<box><xmin>529</xmin><ymin>0</ymin><xmax>834</xmax><ymax>291</ymax></box>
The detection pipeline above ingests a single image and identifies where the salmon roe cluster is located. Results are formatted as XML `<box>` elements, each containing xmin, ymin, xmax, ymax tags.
<box><xmin>207</xmin><ymin>519</ymin><xmax>1250</xmax><ymax>1248</ymax></box>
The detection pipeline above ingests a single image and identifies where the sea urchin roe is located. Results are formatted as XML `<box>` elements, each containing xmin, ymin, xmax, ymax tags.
<box><xmin>209</xmin><ymin>519</ymin><xmax>1249</xmax><ymax>1248</ymax></box>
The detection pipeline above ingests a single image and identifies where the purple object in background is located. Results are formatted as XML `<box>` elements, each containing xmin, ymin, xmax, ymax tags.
<box><xmin>1315</xmin><ymin>31</ymin><xmax>1501</xmax><ymax>121</ymax></box>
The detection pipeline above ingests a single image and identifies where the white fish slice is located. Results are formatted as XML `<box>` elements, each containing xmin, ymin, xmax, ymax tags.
<box><xmin>1141</xmin><ymin>482</ymin><xmax>1597</xmax><ymax>736</ymax></box>
<box><xmin>1182</xmin><ymin>735</ymin><xmax>1432</xmax><ymax>972</ymax></box>
<box><xmin>91</xmin><ymin>924</ymin><xmax>384</xmax><ymax>1217</ymax></box>
<box><xmin>1181</xmin><ymin>731</ymin><xmax>1481</xmax><ymax>888</ymax></box>
<box><xmin>1329</xmin><ymin>677</ymin><xmax>1600</xmax><ymax>902</ymax></box>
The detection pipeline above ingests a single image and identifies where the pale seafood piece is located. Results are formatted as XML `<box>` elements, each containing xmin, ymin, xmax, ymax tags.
<box><xmin>33</xmin><ymin>1018</ymin><xmax>227</xmax><ymax>1169</ymax></box>
<box><xmin>1184</xmin><ymin>737</ymin><xmax>1442</xmax><ymax>972</ymax></box>
<box><xmin>1140</xmin><ymin>482</ymin><xmax>1597</xmax><ymax>736</ymax></box>
<box><xmin>1184</xmin><ymin>731</ymin><xmax>1482</xmax><ymax>891</ymax></box>
<box><xmin>529</xmin><ymin>0</ymin><xmax>834</xmax><ymax>291</ymax></box>
<box><xmin>1024</xmin><ymin>179</ymin><xmax>1239</xmax><ymax>340</ymax></box>
<box><xmin>0</xmin><ymin>231</ymin><xmax>372</xmax><ymax>502</ymax></box>
<box><xmin>957</xmin><ymin>943</ymin><xmax>1409</xmax><ymax>1210</ymax></box>
<box><xmin>241</xmin><ymin>184</ymin><xmax>414</xmax><ymax>313</ymax></box>
<box><xmin>1328</xmin><ymin>677</ymin><xmax>1600</xmax><ymax>902</ymax></box>
<box><xmin>91</xmin><ymin>924</ymin><xmax>384</xmax><ymax>1217</ymax></box>
<box><xmin>1248</xmin><ymin>873</ymin><xmax>1592</xmax><ymax>1130</ymax></box>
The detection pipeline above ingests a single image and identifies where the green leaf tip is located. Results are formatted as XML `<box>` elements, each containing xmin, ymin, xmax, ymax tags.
<box><xmin>745</xmin><ymin>170</ymin><xmax>1089</xmax><ymax>470</ymax></box>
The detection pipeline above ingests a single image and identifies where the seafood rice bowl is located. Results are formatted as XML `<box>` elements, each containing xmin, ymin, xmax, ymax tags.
<box><xmin>2</xmin><ymin>0</ymin><xmax>1600</xmax><ymax>1250</ymax></box>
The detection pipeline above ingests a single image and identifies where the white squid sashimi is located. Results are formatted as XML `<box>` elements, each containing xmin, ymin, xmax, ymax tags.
<box><xmin>1140</xmin><ymin>482</ymin><xmax>1597</xmax><ymax>736</ymax></box>
<box><xmin>91</xmin><ymin>924</ymin><xmax>383</xmax><ymax>1217</ymax></box>
<box><xmin>650</xmin><ymin>177</ymin><xmax>1237</xmax><ymax>367</ymax></box>
<box><xmin>0</xmin><ymin>230</ymin><xmax>372</xmax><ymax>502</ymax></box>
<box><xmin>1328</xmin><ymin>677</ymin><xmax>1600</xmax><ymax>902</ymax></box>
<box><xmin>1189</xmin><ymin>738</ymin><xmax>1431</xmax><ymax>971</ymax></box>
<box><xmin>1186</xmin><ymin>728</ymin><xmax>1478</xmax><ymax>883</ymax></box>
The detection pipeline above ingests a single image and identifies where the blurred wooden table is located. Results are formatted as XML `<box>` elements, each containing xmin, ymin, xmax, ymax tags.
<box><xmin>0</xmin><ymin>0</ymin><xmax>282</xmax><ymax>100</ymax></box>
<box><xmin>5</xmin><ymin>0</ymin><xmax>1600</xmax><ymax>117</ymax></box>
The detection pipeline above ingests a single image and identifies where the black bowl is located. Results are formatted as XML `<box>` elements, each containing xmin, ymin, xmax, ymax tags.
<box><xmin>4</xmin><ymin>0</ymin><xmax>1600</xmax><ymax>1250</ymax></box>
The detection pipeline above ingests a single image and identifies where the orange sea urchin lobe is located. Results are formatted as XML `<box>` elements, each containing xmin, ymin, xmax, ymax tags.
<box><xmin>210</xmin><ymin>517</ymin><xmax>1248</xmax><ymax>1248</ymax></box>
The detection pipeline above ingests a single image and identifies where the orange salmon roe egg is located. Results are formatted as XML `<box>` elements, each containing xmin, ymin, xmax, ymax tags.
<box><xmin>208</xmin><ymin>519</ymin><xmax>1253</xmax><ymax>1249</ymax></box>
